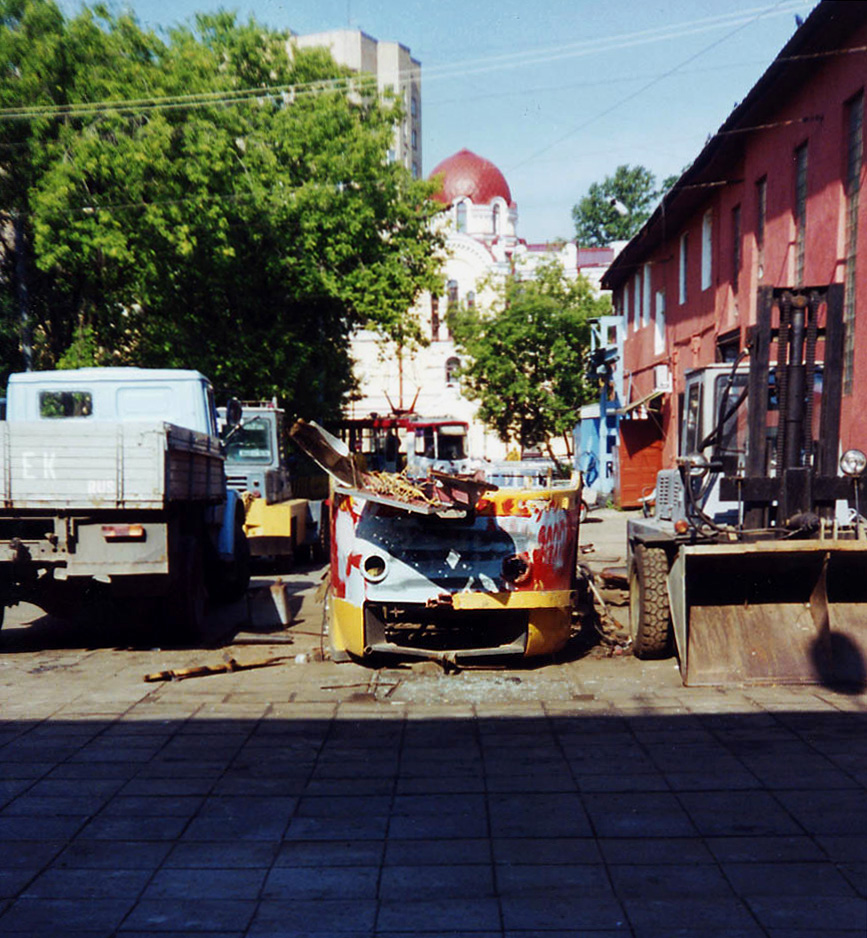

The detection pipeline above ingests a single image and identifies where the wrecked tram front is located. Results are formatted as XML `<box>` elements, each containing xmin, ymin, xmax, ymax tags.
<box><xmin>290</xmin><ymin>419</ymin><xmax>582</xmax><ymax>665</ymax></box>
<box><xmin>328</xmin><ymin>484</ymin><xmax>581</xmax><ymax>663</ymax></box>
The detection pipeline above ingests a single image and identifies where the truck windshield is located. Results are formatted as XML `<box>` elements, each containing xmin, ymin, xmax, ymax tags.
<box><xmin>683</xmin><ymin>383</ymin><xmax>702</xmax><ymax>455</ymax></box>
<box><xmin>223</xmin><ymin>417</ymin><xmax>273</xmax><ymax>464</ymax></box>
<box><xmin>714</xmin><ymin>373</ymin><xmax>749</xmax><ymax>456</ymax></box>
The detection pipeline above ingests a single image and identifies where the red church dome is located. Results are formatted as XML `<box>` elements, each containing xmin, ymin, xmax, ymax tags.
<box><xmin>429</xmin><ymin>149</ymin><xmax>513</xmax><ymax>206</ymax></box>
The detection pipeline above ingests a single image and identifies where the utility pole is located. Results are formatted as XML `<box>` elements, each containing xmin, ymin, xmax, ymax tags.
<box><xmin>13</xmin><ymin>212</ymin><xmax>33</xmax><ymax>371</ymax></box>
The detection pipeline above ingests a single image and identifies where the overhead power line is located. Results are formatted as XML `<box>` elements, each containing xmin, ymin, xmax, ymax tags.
<box><xmin>0</xmin><ymin>73</ymin><xmax>381</xmax><ymax>122</ymax></box>
<box><xmin>506</xmin><ymin>0</ymin><xmax>813</xmax><ymax>172</ymax></box>
<box><xmin>421</xmin><ymin>1</ymin><xmax>811</xmax><ymax>81</ymax></box>
<box><xmin>0</xmin><ymin>0</ymin><xmax>811</xmax><ymax>123</ymax></box>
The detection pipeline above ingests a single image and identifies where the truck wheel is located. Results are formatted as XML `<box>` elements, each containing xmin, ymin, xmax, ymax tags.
<box><xmin>211</xmin><ymin>515</ymin><xmax>251</xmax><ymax>603</ymax></box>
<box><xmin>629</xmin><ymin>544</ymin><xmax>672</xmax><ymax>659</ymax></box>
<box><xmin>164</xmin><ymin>538</ymin><xmax>207</xmax><ymax>642</ymax></box>
<box><xmin>311</xmin><ymin>503</ymin><xmax>331</xmax><ymax>564</ymax></box>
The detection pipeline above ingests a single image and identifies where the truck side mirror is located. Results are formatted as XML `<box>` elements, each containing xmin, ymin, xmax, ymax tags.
<box><xmin>225</xmin><ymin>398</ymin><xmax>243</xmax><ymax>428</ymax></box>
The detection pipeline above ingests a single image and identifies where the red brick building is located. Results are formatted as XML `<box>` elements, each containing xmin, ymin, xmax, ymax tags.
<box><xmin>602</xmin><ymin>1</ymin><xmax>867</xmax><ymax>504</ymax></box>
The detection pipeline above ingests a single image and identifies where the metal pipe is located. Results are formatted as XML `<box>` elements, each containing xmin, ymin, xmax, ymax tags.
<box><xmin>783</xmin><ymin>299</ymin><xmax>807</xmax><ymax>468</ymax></box>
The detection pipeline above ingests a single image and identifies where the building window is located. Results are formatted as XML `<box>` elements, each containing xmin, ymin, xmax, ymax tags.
<box><xmin>624</xmin><ymin>283</ymin><xmax>631</xmax><ymax>330</ymax></box>
<box><xmin>701</xmin><ymin>210</ymin><xmax>712</xmax><ymax>291</ymax></box>
<box><xmin>411</xmin><ymin>96</ymin><xmax>418</xmax><ymax>118</ymax></box>
<box><xmin>606</xmin><ymin>324</ymin><xmax>618</xmax><ymax>346</ymax></box>
<box><xmin>844</xmin><ymin>91</ymin><xmax>863</xmax><ymax>395</ymax></box>
<box><xmin>731</xmin><ymin>204</ymin><xmax>742</xmax><ymax>293</ymax></box>
<box><xmin>654</xmin><ymin>290</ymin><xmax>665</xmax><ymax>355</ymax></box>
<box><xmin>642</xmin><ymin>264</ymin><xmax>651</xmax><ymax>327</ymax></box>
<box><xmin>456</xmin><ymin>201</ymin><xmax>467</xmax><ymax>232</ymax></box>
<box><xmin>679</xmin><ymin>232</ymin><xmax>688</xmax><ymax>305</ymax></box>
<box><xmin>466</xmin><ymin>291</ymin><xmax>475</xmax><ymax>309</ymax></box>
<box><xmin>716</xmin><ymin>328</ymin><xmax>740</xmax><ymax>363</ymax></box>
<box><xmin>492</xmin><ymin>203</ymin><xmax>502</xmax><ymax>236</ymax></box>
<box><xmin>445</xmin><ymin>357</ymin><xmax>460</xmax><ymax>386</ymax></box>
<box><xmin>411</xmin><ymin>162</ymin><xmax>419</xmax><ymax>179</ymax></box>
<box><xmin>431</xmin><ymin>295</ymin><xmax>440</xmax><ymax>342</ymax></box>
<box><xmin>633</xmin><ymin>272</ymin><xmax>641</xmax><ymax>330</ymax></box>
<box><xmin>794</xmin><ymin>142</ymin><xmax>808</xmax><ymax>286</ymax></box>
<box><xmin>447</xmin><ymin>279</ymin><xmax>459</xmax><ymax>307</ymax></box>
<box><xmin>756</xmin><ymin>176</ymin><xmax>767</xmax><ymax>280</ymax></box>
<box><xmin>411</xmin><ymin>129</ymin><xmax>417</xmax><ymax>150</ymax></box>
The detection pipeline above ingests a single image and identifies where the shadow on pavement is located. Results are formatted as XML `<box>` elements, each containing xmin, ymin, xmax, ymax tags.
<box><xmin>0</xmin><ymin>709</ymin><xmax>864</xmax><ymax>935</ymax></box>
<box><xmin>0</xmin><ymin>576</ymin><xmax>319</xmax><ymax>654</ymax></box>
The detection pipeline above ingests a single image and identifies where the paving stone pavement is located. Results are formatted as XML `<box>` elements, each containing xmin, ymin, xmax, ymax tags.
<box><xmin>0</xmin><ymin>508</ymin><xmax>864</xmax><ymax>937</ymax></box>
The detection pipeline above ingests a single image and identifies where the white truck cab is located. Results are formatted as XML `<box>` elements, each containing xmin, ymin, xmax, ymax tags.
<box><xmin>6</xmin><ymin>367</ymin><xmax>218</xmax><ymax>436</ymax></box>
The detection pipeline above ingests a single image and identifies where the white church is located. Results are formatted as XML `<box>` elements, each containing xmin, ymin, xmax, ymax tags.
<box><xmin>347</xmin><ymin>148</ymin><xmax>612</xmax><ymax>460</ymax></box>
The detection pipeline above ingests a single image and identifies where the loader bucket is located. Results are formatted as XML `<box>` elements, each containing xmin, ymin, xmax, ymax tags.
<box><xmin>669</xmin><ymin>541</ymin><xmax>867</xmax><ymax>687</ymax></box>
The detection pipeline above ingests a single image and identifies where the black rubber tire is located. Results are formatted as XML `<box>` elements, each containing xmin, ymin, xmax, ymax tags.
<box><xmin>164</xmin><ymin>537</ymin><xmax>208</xmax><ymax>642</ymax></box>
<box><xmin>311</xmin><ymin>503</ymin><xmax>331</xmax><ymax>564</ymax></box>
<box><xmin>211</xmin><ymin>514</ymin><xmax>251</xmax><ymax>603</ymax></box>
<box><xmin>629</xmin><ymin>543</ymin><xmax>673</xmax><ymax>659</ymax></box>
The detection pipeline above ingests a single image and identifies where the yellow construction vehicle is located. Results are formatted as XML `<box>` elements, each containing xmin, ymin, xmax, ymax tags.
<box><xmin>219</xmin><ymin>402</ymin><xmax>329</xmax><ymax>566</ymax></box>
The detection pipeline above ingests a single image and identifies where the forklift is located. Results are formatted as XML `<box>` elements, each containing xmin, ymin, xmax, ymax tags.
<box><xmin>627</xmin><ymin>285</ymin><xmax>867</xmax><ymax>686</ymax></box>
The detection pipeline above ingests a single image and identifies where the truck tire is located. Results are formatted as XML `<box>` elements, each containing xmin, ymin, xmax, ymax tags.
<box><xmin>164</xmin><ymin>537</ymin><xmax>207</xmax><ymax>642</ymax></box>
<box><xmin>629</xmin><ymin>544</ymin><xmax>672</xmax><ymax>659</ymax></box>
<box><xmin>210</xmin><ymin>514</ymin><xmax>251</xmax><ymax>603</ymax></box>
<box><xmin>311</xmin><ymin>503</ymin><xmax>331</xmax><ymax>564</ymax></box>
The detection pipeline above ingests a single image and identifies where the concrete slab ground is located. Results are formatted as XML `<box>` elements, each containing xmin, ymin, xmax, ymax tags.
<box><xmin>0</xmin><ymin>507</ymin><xmax>864</xmax><ymax>937</ymax></box>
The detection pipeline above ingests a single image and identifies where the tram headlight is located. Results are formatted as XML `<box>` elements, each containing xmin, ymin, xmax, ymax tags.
<box><xmin>362</xmin><ymin>553</ymin><xmax>388</xmax><ymax>582</ymax></box>
<box><xmin>502</xmin><ymin>553</ymin><xmax>532</xmax><ymax>585</ymax></box>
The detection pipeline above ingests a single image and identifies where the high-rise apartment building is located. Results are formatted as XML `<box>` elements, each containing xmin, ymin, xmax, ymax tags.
<box><xmin>293</xmin><ymin>29</ymin><xmax>422</xmax><ymax>179</ymax></box>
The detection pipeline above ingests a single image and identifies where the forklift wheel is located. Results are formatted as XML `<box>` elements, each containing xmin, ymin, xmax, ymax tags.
<box><xmin>628</xmin><ymin>544</ymin><xmax>672</xmax><ymax>659</ymax></box>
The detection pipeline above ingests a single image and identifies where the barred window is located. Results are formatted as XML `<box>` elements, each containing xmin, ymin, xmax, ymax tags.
<box><xmin>732</xmin><ymin>204</ymin><xmax>742</xmax><ymax>292</ymax></box>
<box><xmin>794</xmin><ymin>143</ymin><xmax>808</xmax><ymax>286</ymax></box>
<box><xmin>701</xmin><ymin>211</ymin><xmax>712</xmax><ymax>291</ymax></box>
<box><xmin>756</xmin><ymin>176</ymin><xmax>767</xmax><ymax>281</ymax></box>
<box><xmin>679</xmin><ymin>232</ymin><xmax>689</xmax><ymax>305</ymax></box>
<box><xmin>844</xmin><ymin>92</ymin><xmax>863</xmax><ymax>395</ymax></box>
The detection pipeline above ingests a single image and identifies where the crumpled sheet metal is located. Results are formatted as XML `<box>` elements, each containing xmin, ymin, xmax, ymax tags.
<box><xmin>289</xmin><ymin>419</ymin><xmax>495</xmax><ymax>515</ymax></box>
<box><xmin>331</xmin><ymin>486</ymin><xmax>582</xmax><ymax>609</ymax></box>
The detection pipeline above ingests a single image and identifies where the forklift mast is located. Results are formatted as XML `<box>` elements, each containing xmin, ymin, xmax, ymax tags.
<box><xmin>719</xmin><ymin>284</ymin><xmax>858</xmax><ymax>528</ymax></box>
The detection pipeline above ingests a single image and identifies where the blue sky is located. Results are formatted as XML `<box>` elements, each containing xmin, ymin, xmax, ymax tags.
<box><xmin>61</xmin><ymin>0</ymin><xmax>819</xmax><ymax>242</ymax></box>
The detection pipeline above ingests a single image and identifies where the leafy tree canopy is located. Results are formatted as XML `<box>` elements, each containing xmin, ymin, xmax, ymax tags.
<box><xmin>0</xmin><ymin>0</ymin><xmax>445</xmax><ymax>418</ymax></box>
<box><xmin>447</xmin><ymin>262</ymin><xmax>611</xmax><ymax>462</ymax></box>
<box><xmin>571</xmin><ymin>163</ymin><xmax>665</xmax><ymax>247</ymax></box>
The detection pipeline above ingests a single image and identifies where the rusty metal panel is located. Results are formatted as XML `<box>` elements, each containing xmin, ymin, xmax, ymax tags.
<box><xmin>826</xmin><ymin>603</ymin><xmax>867</xmax><ymax>685</ymax></box>
<box><xmin>685</xmin><ymin>602</ymin><xmax>827</xmax><ymax>686</ymax></box>
<box><xmin>680</xmin><ymin>543</ymin><xmax>867</xmax><ymax>686</ymax></box>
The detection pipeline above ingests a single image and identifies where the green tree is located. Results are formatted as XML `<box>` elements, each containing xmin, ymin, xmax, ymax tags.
<box><xmin>447</xmin><ymin>262</ymin><xmax>610</xmax><ymax>463</ymax></box>
<box><xmin>0</xmin><ymin>1</ymin><xmax>444</xmax><ymax>419</ymax></box>
<box><xmin>571</xmin><ymin>164</ymin><xmax>660</xmax><ymax>247</ymax></box>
